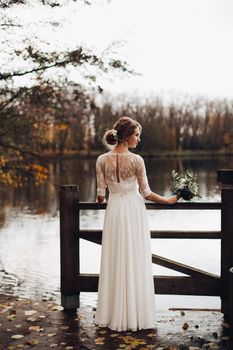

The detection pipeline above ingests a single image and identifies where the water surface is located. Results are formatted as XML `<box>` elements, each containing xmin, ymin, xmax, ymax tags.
<box><xmin>0</xmin><ymin>156</ymin><xmax>232</xmax><ymax>309</ymax></box>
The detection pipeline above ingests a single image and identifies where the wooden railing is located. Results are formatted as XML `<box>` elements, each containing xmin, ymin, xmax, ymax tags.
<box><xmin>60</xmin><ymin>169</ymin><xmax>233</xmax><ymax>327</ymax></box>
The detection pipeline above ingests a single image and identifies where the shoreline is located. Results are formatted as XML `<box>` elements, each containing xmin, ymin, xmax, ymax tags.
<box><xmin>0</xmin><ymin>293</ymin><xmax>230</xmax><ymax>350</ymax></box>
<box><xmin>36</xmin><ymin>150</ymin><xmax>233</xmax><ymax>162</ymax></box>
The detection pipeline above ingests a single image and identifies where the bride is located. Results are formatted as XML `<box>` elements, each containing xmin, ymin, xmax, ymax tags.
<box><xmin>94</xmin><ymin>116</ymin><xmax>179</xmax><ymax>332</ymax></box>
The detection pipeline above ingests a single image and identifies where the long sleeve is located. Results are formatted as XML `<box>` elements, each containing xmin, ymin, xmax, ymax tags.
<box><xmin>96</xmin><ymin>155</ymin><xmax>106</xmax><ymax>197</ymax></box>
<box><xmin>135</xmin><ymin>155</ymin><xmax>152</xmax><ymax>198</ymax></box>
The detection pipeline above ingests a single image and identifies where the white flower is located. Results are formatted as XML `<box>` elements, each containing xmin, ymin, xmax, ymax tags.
<box><xmin>112</xmin><ymin>130</ymin><xmax>118</xmax><ymax>140</ymax></box>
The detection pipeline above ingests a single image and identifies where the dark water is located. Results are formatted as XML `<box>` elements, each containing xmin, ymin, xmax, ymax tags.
<box><xmin>0</xmin><ymin>155</ymin><xmax>232</xmax><ymax>309</ymax></box>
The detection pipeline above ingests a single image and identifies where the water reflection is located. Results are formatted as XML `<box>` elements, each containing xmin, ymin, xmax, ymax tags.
<box><xmin>0</xmin><ymin>156</ymin><xmax>233</xmax><ymax>308</ymax></box>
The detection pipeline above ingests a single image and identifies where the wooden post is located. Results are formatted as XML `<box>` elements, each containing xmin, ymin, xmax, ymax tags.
<box><xmin>60</xmin><ymin>185</ymin><xmax>80</xmax><ymax>309</ymax></box>
<box><xmin>229</xmin><ymin>267</ymin><xmax>233</xmax><ymax>341</ymax></box>
<box><xmin>217</xmin><ymin>169</ymin><xmax>233</xmax><ymax>321</ymax></box>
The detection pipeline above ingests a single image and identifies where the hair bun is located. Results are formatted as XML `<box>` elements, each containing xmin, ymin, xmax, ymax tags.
<box><xmin>103</xmin><ymin>129</ymin><xmax>118</xmax><ymax>147</ymax></box>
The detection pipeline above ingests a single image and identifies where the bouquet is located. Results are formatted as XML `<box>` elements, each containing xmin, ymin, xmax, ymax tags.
<box><xmin>171</xmin><ymin>169</ymin><xmax>202</xmax><ymax>201</ymax></box>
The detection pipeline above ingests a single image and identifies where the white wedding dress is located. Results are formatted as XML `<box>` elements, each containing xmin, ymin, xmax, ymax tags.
<box><xmin>94</xmin><ymin>151</ymin><xmax>156</xmax><ymax>332</ymax></box>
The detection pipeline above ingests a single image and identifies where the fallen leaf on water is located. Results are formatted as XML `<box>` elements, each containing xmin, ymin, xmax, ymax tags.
<box><xmin>64</xmin><ymin>347</ymin><xmax>74</xmax><ymax>350</ymax></box>
<box><xmin>15</xmin><ymin>324</ymin><xmax>22</xmax><ymax>328</ymax></box>
<box><xmin>7</xmin><ymin>328</ymin><xmax>12</xmax><ymax>332</ymax></box>
<box><xmin>7</xmin><ymin>314</ymin><xmax>16</xmax><ymax>321</ymax></box>
<box><xmin>110</xmin><ymin>333</ymin><xmax>119</xmax><ymax>337</ymax></box>
<box><xmin>98</xmin><ymin>330</ymin><xmax>107</xmax><ymax>334</ymax></box>
<box><xmin>0</xmin><ymin>303</ymin><xmax>11</xmax><ymax>308</ymax></box>
<box><xmin>49</xmin><ymin>344</ymin><xmax>58</xmax><ymax>348</ymax></box>
<box><xmin>222</xmin><ymin>322</ymin><xmax>230</xmax><ymax>328</ymax></box>
<box><xmin>25</xmin><ymin>310</ymin><xmax>37</xmax><ymax>316</ymax></box>
<box><xmin>182</xmin><ymin>322</ymin><xmax>189</xmax><ymax>330</ymax></box>
<box><xmin>147</xmin><ymin>332</ymin><xmax>156</xmax><ymax>338</ymax></box>
<box><xmin>16</xmin><ymin>345</ymin><xmax>25</xmax><ymax>349</ymax></box>
<box><xmin>221</xmin><ymin>335</ymin><xmax>230</xmax><ymax>340</ymax></box>
<box><xmin>207</xmin><ymin>343</ymin><xmax>220</xmax><ymax>349</ymax></box>
<box><xmin>48</xmin><ymin>333</ymin><xmax>56</xmax><ymax>337</ymax></box>
<box><xmin>132</xmin><ymin>339</ymin><xmax>147</xmax><ymax>346</ymax></box>
<box><xmin>95</xmin><ymin>337</ymin><xmax>105</xmax><ymax>344</ymax></box>
<box><xmin>11</xmin><ymin>334</ymin><xmax>24</xmax><ymax>339</ymax></box>
<box><xmin>59</xmin><ymin>325</ymin><xmax>69</xmax><ymax>330</ymax></box>
<box><xmin>25</xmin><ymin>339</ymin><xmax>39</xmax><ymax>346</ymax></box>
<box><xmin>27</xmin><ymin>317</ymin><xmax>37</xmax><ymax>322</ymax></box>
<box><xmin>121</xmin><ymin>335</ymin><xmax>135</xmax><ymax>342</ymax></box>
<box><xmin>75</xmin><ymin>314</ymin><xmax>86</xmax><ymax>320</ymax></box>
<box><xmin>51</xmin><ymin>305</ymin><xmax>64</xmax><ymax>311</ymax></box>
<box><xmin>29</xmin><ymin>325</ymin><xmax>44</xmax><ymax>332</ymax></box>
<box><xmin>7</xmin><ymin>346</ymin><xmax>15</xmax><ymax>350</ymax></box>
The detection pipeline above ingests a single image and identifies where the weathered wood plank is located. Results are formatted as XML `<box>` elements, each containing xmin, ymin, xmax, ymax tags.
<box><xmin>77</xmin><ymin>202</ymin><xmax>222</xmax><ymax>210</ymax></box>
<box><xmin>76</xmin><ymin>274</ymin><xmax>221</xmax><ymax>296</ymax></box>
<box><xmin>60</xmin><ymin>185</ymin><xmax>80</xmax><ymax>309</ymax></box>
<box><xmin>218</xmin><ymin>169</ymin><xmax>233</xmax><ymax>319</ymax></box>
<box><xmin>152</xmin><ymin>254</ymin><xmax>220</xmax><ymax>279</ymax></box>
<box><xmin>79</xmin><ymin>229</ymin><xmax>221</xmax><ymax>241</ymax></box>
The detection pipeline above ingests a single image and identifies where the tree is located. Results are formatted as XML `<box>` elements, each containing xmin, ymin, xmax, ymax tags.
<box><xmin>0</xmin><ymin>0</ymin><xmax>134</xmax><ymax>186</ymax></box>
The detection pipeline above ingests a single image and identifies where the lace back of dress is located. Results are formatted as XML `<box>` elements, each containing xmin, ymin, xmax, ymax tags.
<box><xmin>96</xmin><ymin>151</ymin><xmax>152</xmax><ymax>198</ymax></box>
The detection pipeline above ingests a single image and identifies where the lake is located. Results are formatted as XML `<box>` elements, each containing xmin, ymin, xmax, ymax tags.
<box><xmin>0</xmin><ymin>155</ymin><xmax>233</xmax><ymax>310</ymax></box>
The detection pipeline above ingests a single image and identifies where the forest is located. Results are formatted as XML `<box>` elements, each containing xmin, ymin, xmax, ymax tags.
<box><xmin>1</xmin><ymin>0</ymin><xmax>233</xmax><ymax>187</ymax></box>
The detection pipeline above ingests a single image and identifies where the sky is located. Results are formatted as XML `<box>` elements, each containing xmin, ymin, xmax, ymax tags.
<box><xmin>3</xmin><ymin>0</ymin><xmax>233</xmax><ymax>99</ymax></box>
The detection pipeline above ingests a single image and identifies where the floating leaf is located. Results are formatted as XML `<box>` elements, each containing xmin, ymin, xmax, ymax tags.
<box><xmin>75</xmin><ymin>314</ymin><xmax>86</xmax><ymax>320</ymax></box>
<box><xmin>51</xmin><ymin>305</ymin><xmax>64</xmax><ymax>311</ymax></box>
<box><xmin>25</xmin><ymin>338</ymin><xmax>39</xmax><ymax>346</ymax></box>
<box><xmin>110</xmin><ymin>333</ymin><xmax>119</xmax><ymax>337</ymax></box>
<box><xmin>49</xmin><ymin>344</ymin><xmax>58</xmax><ymax>348</ymax></box>
<box><xmin>64</xmin><ymin>347</ymin><xmax>74</xmax><ymax>350</ymax></box>
<box><xmin>27</xmin><ymin>317</ymin><xmax>37</xmax><ymax>322</ymax></box>
<box><xmin>29</xmin><ymin>325</ymin><xmax>44</xmax><ymax>332</ymax></box>
<box><xmin>222</xmin><ymin>322</ymin><xmax>230</xmax><ymax>328</ymax></box>
<box><xmin>11</xmin><ymin>334</ymin><xmax>24</xmax><ymax>339</ymax></box>
<box><xmin>147</xmin><ymin>332</ymin><xmax>157</xmax><ymax>338</ymax></box>
<box><xmin>182</xmin><ymin>322</ymin><xmax>189</xmax><ymax>330</ymax></box>
<box><xmin>98</xmin><ymin>330</ymin><xmax>107</xmax><ymax>334</ymax></box>
<box><xmin>221</xmin><ymin>336</ymin><xmax>230</xmax><ymax>340</ymax></box>
<box><xmin>48</xmin><ymin>333</ymin><xmax>56</xmax><ymax>337</ymax></box>
<box><xmin>7</xmin><ymin>314</ymin><xmax>16</xmax><ymax>321</ymax></box>
<box><xmin>25</xmin><ymin>310</ymin><xmax>37</xmax><ymax>316</ymax></box>
<box><xmin>95</xmin><ymin>337</ymin><xmax>105</xmax><ymax>345</ymax></box>
<box><xmin>59</xmin><ymin>325</ymin><xmax>69</xmax><ymax>330</ymax></box>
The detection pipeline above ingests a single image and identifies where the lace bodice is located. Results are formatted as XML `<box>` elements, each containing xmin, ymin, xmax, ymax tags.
<box><xmin>96</xmin><ymin>151</ymin><xmax>152</xmax><ymax>198</ymax></box>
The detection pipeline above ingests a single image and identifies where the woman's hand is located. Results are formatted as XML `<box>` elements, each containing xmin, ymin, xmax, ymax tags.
<box><xmin>145</xmin><ymin>192</ymin><xmax>181</xmax><ymax>204</ymax></box>
<box><xmin>96</xmin><ymin>195</ymin><xmax>105</xmax><ymax>204</ymax></box>
<box><xmin>167</xmin><ymin>194</ymin><xmax>180</xmax><ymax>205</ymax></box>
